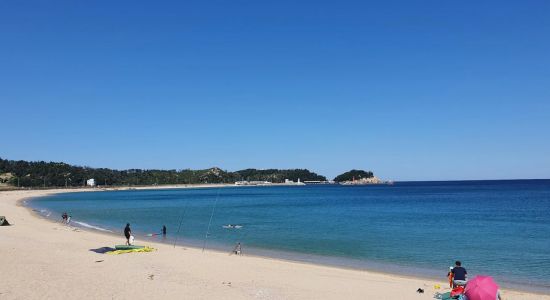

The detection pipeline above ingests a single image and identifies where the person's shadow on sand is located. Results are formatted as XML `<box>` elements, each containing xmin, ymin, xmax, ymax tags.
<box><xmin>89</xmin><ymin>247</ymin><xmax>115</xmax><ymax>254</ymax></box>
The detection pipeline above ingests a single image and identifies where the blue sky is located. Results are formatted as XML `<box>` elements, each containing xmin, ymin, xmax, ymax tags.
<box><xmin>1</xmin><ymin>1</ymin><xmax>549</xmax><ymax>180</ymax></box>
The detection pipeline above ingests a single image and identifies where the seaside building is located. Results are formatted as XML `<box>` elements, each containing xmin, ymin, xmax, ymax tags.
<box><xmin>303</xmin><ymin>180</ymin><xmax>335</xmax><ymax>185</ymax></box>
<box><xmin>235</xmin><ymin>180</ymin><xmax>272</xmax><ymax>186</ymax></box>
<box><xmin>86</xmin><ymin>179</ymin><xmax>96</xmax><ymax>187</ymax></box>
<box><xmin>284</xmin><ymin>179</ymin><xmax>306</xmax><ymax>185</ymax></box>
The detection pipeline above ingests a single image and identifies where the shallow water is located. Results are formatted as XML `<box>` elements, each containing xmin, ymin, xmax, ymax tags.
<box><xmin>29</xmin><ymin>180</ymin><xmax>550</xmax><ymax>292</ymax></box>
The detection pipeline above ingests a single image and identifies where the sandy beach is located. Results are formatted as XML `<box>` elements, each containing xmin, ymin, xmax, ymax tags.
<box><xmin>1</xmin><ymin>188</ymin><xmax>548</xmax><ymax>300</ymax></box>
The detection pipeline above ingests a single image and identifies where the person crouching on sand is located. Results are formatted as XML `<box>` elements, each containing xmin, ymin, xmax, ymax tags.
<box><xmin>124</xmin><ymin>223</ymin><xmax>132</xmax><ymax>245</ymax></box>
<box><xmin>451</xmin><ymin>260</ymin><xmax>467</xmax><ymax>287</ymax></box>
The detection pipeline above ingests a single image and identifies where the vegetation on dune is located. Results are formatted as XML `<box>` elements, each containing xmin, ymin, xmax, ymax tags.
<box><xmin>0</xmin><ymin>157</ymin><xmax>326</xmax><ymax>187</ymax></box>
<box><xmin>333</xmin><ymin>169</ymin><xmax>374</xmax><ymax>182</ymax></box>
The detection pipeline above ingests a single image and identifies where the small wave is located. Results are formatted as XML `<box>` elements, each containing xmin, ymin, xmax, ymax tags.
<box><xmin>73</xmin><ymin>221</ymin><xmax>113</xmax><ymax>232</ymax></box>
<box><xmin>223</xmin><ymin>225</ymin><xmax>243</xmax><ymax>229</ymax></box>
<box><xmin>36</xmin><ymin>209</ymin><xmax>52</xmax><ymax>217</ymax></box>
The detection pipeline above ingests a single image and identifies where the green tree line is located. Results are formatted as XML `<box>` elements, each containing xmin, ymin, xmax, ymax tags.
<box><xmin>0</xmin><ymin>157</ymin><xmax>326</xmax><ymax>187</ymax></box>
<box><xmin>333</xmin><ymin>169</ymin><xmax>374</xmax><ymax>182</ymax></box>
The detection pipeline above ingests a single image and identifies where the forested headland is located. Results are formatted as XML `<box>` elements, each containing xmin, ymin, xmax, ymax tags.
<box><xmin>0</xmin><ymin>157</ymin><xmax>327</xmax><ymax>188</ymax></box>
<box><xmin>333</xmin><ymin>169</ymin><xmax>374</xmax><ymax>182</ymax></box>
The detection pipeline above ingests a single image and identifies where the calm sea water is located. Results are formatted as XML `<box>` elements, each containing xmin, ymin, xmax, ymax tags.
<box><xmin>29</xmin><ymin>180</ymin><xmax>550</xmax><ymax>292</ymax></box>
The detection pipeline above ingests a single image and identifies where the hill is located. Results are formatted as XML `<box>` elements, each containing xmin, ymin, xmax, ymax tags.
<box><xmin>333</xmin><ymin>169</ymin><xmax>374</xmax><ymax>182</ymax></box>
<box><xmin>0</xmin><ymin>157</ymin><xmax>326</xmax><ymax>187</ymax></box>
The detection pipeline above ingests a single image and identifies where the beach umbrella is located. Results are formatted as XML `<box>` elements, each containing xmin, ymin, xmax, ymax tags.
<box><xmin>464</xmin><ymin>276</ymin><xmax>499</xmax><ymax>300</ymax></box>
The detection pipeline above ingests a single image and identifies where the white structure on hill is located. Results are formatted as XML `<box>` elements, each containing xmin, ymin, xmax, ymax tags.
<box><xmin>86</xmin><ymin>179</ymin><xmax>96</xmax><ymax>187</ymax></box>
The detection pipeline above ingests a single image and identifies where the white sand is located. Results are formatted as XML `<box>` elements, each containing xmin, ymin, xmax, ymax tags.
<box><xmin>1</xmin><ymin>189</ymin><xmax>548</xmax><ymax>300</ymax></box>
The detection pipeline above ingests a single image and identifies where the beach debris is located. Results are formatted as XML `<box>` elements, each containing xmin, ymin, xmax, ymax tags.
<box><xmin>416</xmin><ymin>288</ymin><xmax>424</xmax><ymax>293</ymax></box>
<box><xmin>148</xmin><ymin>274</ymin><xmax>154</xmax><ymax>280</ymax></box>
<box><xmin>434</xmin><ymin>284</ymin><xmax>441</xmax><ymax>289</ymax></box>
<box><xmin>222</xmin><ymin>281</ymin><xmax>232</xmax><ymax>287</ymax></box>
<box><xmin>0</xmin><ymin>216</ymin><xmax>10</xmax><ymax>226</ymax></box>
<box><xmin>95</xmin><ymin>260</ymin><xmax>104</xmax><ymax>263</ymax></box>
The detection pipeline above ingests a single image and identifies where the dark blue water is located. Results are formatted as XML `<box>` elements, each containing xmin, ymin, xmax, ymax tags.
<box><xmin>29</xmin><ymin>180</ymin><xmax>550</xmax><ymax>292</ymax></box>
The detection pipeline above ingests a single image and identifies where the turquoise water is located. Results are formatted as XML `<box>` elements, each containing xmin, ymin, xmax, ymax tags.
<box><xmin>29</xmin><ymin>180</ymin><xmax>550</xmax><ymax>292</ymax></box>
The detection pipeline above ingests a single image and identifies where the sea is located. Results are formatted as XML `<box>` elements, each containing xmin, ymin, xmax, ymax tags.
<box><xmin>28</xmin><ymin>180</ymin><xmax>550</xmax><ymax>293</ymax></box>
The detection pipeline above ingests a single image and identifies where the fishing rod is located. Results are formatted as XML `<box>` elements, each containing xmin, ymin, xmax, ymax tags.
<box><xmin>173</xmin><ymin>201</ymin><xmax>188</xmax><ymax>248</ymax></box>
<box><xmin>202</xmin><ymin>189</ymin><xmax>220</xmax><ymax>252</ymax></box>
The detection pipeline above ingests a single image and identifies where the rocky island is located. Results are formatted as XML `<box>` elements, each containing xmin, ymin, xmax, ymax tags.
<box><xmin>334</xmin><ymin>169</ymin><xmax>391</xmax><ymax>185</ymax></box>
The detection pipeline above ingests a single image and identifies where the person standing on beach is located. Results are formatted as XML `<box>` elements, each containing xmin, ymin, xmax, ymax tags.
<box><xmin>233</xmin><ymin>242</ymin><xmax>242</xmax><ymax>255</ymax></box>
<box><xmin>124</xmin><ymin>223</ymin><xmax>132</xmax><ymax>245</ymax></box>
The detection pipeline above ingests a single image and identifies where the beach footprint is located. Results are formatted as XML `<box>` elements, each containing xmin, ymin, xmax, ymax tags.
<box><xmin>222</xmin><ymin>281</ymin><xmax>232</xmax><ymax>287</ymax></box>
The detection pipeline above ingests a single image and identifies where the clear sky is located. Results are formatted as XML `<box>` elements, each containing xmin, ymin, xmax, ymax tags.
<box><xmin>1</xmin><ymin>1</ymin><xmax>549</xmax><ymax>181</ymax></box>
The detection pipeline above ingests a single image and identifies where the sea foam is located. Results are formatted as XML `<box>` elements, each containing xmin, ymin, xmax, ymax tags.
<box><xmin>72</xmin><ymin>221</ymin><xmax>113</xmax><ymax>232</ymax></box>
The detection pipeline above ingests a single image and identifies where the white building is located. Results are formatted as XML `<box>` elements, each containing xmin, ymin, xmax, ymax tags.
<box><xmin>284</xmin><ymin>178</ymin><xmax>305</xmax><ymax>185</ymax></box>
<box><xmin>86</xmin><ymin>178</ymin><xmax>96</xmax><ymax>187</ymax></box>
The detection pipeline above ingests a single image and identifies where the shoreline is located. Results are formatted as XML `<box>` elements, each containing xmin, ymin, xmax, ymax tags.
<box><xmin>24</xmin><ymin>202</ymin><xmax>485</xmax><ymax>292</ymax></box>
<box><xmin>27</xmin><ymin>198</ymin><xmax>445</xmax><ymax>285</ymax></box>
<box><xmin>2</xmin><ymin>187</ymin><xmax>549</xmax><ymax>299</ymax></box>
<box><xmin>26</xmin><ymin>186</ymin><xmax>550</xmax><ymax>295</ymax></box>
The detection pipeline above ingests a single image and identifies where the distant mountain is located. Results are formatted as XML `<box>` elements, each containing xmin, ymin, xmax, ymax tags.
<box><xmin>0</xmin><ymin>157</ymin><xmax>326</xmax><ymax>187</ymax></box>
<box><xmin>333</xmin><ymin>169</ymin><xmax>374</xmax><ymax>182</ymax></box>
